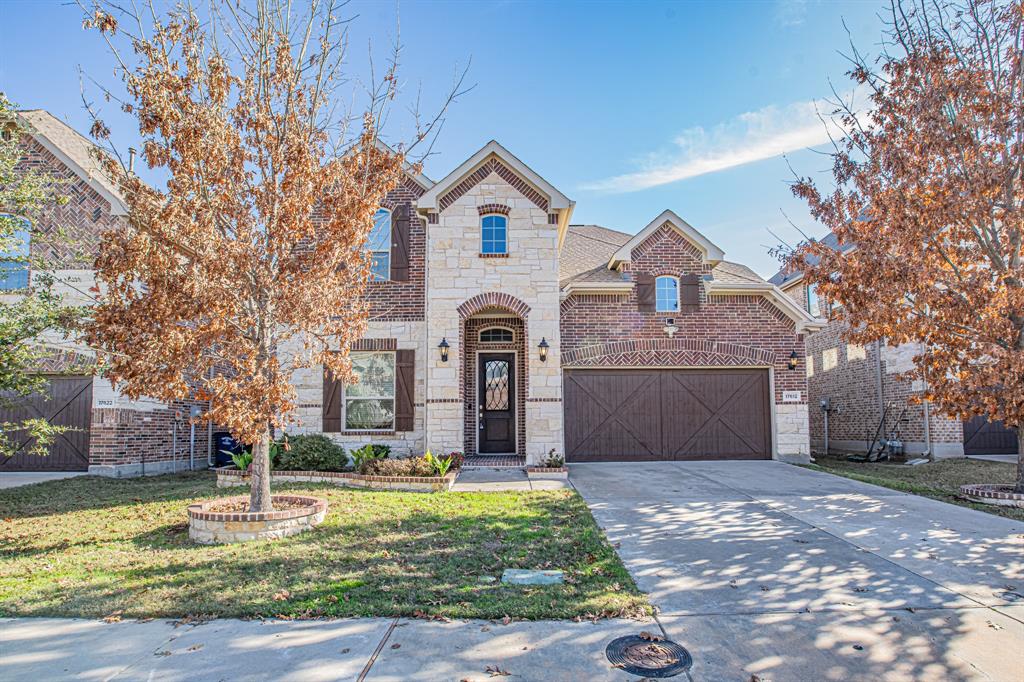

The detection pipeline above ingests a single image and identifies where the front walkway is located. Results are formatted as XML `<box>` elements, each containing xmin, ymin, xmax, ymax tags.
<box><xmin>0</xmin><ymin>471</ymin><xmax>85</xmax><ymax>489</ymax></box>
<box><xmin>571</xmin><ymin>460</ymin><xmax>1024</xmax><ymax>681</ymax></box>
<box><xmin>451</xmin><ymin>466</ymin><xmax>570</xmax><ymax>491</ymax></box>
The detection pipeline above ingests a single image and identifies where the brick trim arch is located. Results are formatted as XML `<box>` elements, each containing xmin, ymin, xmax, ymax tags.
<box><xmin>477</xmin><ymin>203</ymin><xmax>511</xmax><ymax>216</ymax></box>
<box><xmin>561</xmin><ymin>338</ymin><xmax>776</xmax><ymax>368</ymax></box>
<box><xmin>457</xmin><ymin>292</ymin><xmax>531</xmax><ymax>320</ymax></box>
<box><xmin>439</xmin><ymin>157</ymin><xmax>549</xmax><ymax>212</ymax></box>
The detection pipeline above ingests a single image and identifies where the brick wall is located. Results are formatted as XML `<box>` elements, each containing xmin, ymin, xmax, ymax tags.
<box><xmin>363</xmin><ymin>179</ymin><xmax>427</xmax><ymax>320</ymax></box>
<box><xmin>88</xmin><ymin>398</ymin><xmax>214</xmax><ymax>474</ymax></box>
<box><xmin>806</xmin><ymin>317</ymin><xmax>964</xmax><ymax>457</ymax></box>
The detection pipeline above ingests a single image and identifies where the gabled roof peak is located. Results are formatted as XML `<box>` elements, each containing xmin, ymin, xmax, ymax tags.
<box><xmin>609</xmin><ymin>209</ymin><xmax>725</xmax><ymax>268</ymax></box>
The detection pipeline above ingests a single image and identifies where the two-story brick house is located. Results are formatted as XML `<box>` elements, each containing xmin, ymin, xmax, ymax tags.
<box><xmin>4</xmin><ymin>113</ymin><xmax>822</xmax><ymax>474</ymax></box>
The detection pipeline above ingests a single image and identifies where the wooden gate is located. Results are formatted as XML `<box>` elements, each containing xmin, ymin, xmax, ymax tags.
<box><xmin>0</xmin><ymin>376</ymin><xmax>93</xmax><ymax>471</ymax></box>
<box><xmin>563</xmin><ymin>368</ymin><xmax>771</xmax><ymax>462</ymax></box>
<box><xmin>962</xmin><ymin>416</ymin><xmax>1018</xmax><ymax>455</ymax></box>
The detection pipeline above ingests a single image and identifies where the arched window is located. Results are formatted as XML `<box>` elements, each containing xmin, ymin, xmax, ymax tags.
<box><xmin>0</xmin><ymin>214</ymin><xmax>30</xmax><ymax>291</ymax></box>
<box><xmin>655</xmin><ymin>276</ymin><xmax>679</xmax><ymax>312</ymax></box>
<box><xmin>479</xmin><ymin>327</ymin><xmax>514</xmax><ymax>343</ymax></box>
<box><xmin>480</xmin><ymin>214</ymin><xmax>507</xmax><ymax>255</ymax></box>
<box><xmin>368</xmin><ymin>208</ymin><xmax>391</xmax><ymax>281</ymax></box>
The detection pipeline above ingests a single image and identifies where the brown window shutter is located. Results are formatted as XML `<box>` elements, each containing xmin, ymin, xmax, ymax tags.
<box><xmin>395</xmin><ymin>349</ymin><xmax>415</xmax><ymax>431</ymax></box>
<box><xmin>322</xmin><ymin>362</ymin><xmax>343</xmax><ymax>432</ymax></box>
<box><xmin>391</xmin><ymin>203</ymin><xmax>410</xmax><ymax>281</ymax></box>
<box><xmin>636</xmin><ymin>272</ymin><xmax>655</xmax><ymax>312</ymax></box>
<box><xmin>681</xmin><ymin>274</ymin><xmax>701</xmax><ymax>312</ymax></box>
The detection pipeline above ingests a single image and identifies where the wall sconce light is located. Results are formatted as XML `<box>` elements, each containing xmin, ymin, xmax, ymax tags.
<box><xmin>663</xmin><ymin>317</ymin><xmax>678</xmax><ymax>339</ymax></box>
<box><xmin>438</xmin><ymin>337</ymin><xmax>450</xmax><ymax>363</ymax></box>
<box><xmin>788</xmin><ymin>350</ymin><xmax>799</xmax><ymax>371</ymax></box>
<box><xmin>538</xmin><ymin>337</ymin><xmax>549</xmax><ymax>362</ymax></box>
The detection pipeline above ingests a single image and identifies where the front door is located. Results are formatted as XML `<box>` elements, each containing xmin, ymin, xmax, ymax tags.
<box><xmin>478</xmin><ymin>353</ymin><xmax>515</xmax><ymax>453</ymax></box>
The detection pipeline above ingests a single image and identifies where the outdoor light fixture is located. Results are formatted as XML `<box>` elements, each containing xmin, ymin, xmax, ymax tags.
<box><xmin>538</xmin><ymin>337</ymin><xmax>549</xmax><ymax>362</ymax></box>
<box><xmin>438</xmin><ymin>338</ymin><xmax>450</xmax><ymax>363</ymax></box>
<box><xmin>663</xmin><ymin>318</ymin><xmax>678</xmax><ymax>339</ymax></box>
<box><xmin>788</xmin><ymin>350</ymin><xmax>799</xmax><ymax>371</ymax></box>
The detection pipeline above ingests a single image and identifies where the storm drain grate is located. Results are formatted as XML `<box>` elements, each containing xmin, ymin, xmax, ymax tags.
<box><xmin>606</xmin><ymin>635</ymin><xmax>692</xmax><ymax>678</ymax></box>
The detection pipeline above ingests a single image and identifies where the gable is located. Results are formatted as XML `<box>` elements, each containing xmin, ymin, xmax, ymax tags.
<box><xmin>609</xmin><ymin>209</ymin><xmax>725</xmax><ymax>268</ymax></box>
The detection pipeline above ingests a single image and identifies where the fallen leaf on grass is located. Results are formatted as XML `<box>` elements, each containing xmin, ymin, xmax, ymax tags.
<box><xmin>273</xmin><ymin>590</ymin><xmax>290</xmax><ymax>601</ymax></box>
<box><xmin>103</xmin><ymin>611</ymin><xmax>124</xmax><ymax>623</ymax></box>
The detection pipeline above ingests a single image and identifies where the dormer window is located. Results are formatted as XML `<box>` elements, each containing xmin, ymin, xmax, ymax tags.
<box><xmin>655</xmin><ymin>276</ymin><xmax>679</xmax><ymax>312</ymax></box>
<box><xmin>481</xmin><ymin>214</ymin><xmax>507</xmax><ymax>255</ymax></box>
<box><xmin>368</xmin><ymin>208</ymin><xmax>391</xmax><ymax>281</ymax></box>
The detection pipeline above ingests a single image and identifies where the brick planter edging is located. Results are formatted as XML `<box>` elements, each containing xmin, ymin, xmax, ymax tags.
<box><xmin>526</xmin><ymin>466</ymin><xmax>569</xmax><ymax>480</ymax></box>
<box><xmin>959</xmin><ymin>484</ymin><xmax>1024</xmax><ymax>509</ymax></box>
<box><xmin>214</xmin><ymin>467</ymin><xmax>456</xmax><ymax>492</ymax></box>
<box><xmin>187</xmin><ymin>495</ymin><xmax>328</xmax><ymax>544</ymax></box>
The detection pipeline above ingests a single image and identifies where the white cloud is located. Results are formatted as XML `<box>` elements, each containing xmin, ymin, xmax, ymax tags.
<box><xmin>775</xmin><ymin>0</ymin><xmax>809</xmax><ymax>28</ymax></box>
<box><xmin>582</xmin><ymin>95</ymin><xmax>855</xmax><ymax>194</ymax></box>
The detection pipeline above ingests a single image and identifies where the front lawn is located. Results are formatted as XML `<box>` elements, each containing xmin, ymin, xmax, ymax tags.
<box><xmin>0</xmin><ymin>473</ymin><xmax>649</xmax><ymax>620</ymax></box>
<box><xmin>805</xmin><ymin>456</ymin><xmax>1024</xmax><ymax>522</ymax></box>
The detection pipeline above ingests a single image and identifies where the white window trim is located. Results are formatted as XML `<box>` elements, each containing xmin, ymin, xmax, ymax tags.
<box><xmin>369</xmin><ymin>208</ymin><xmax>391</xmax><ymax>281</ymax></box>
<box><xmin>479</xmin><ymin>326</ymin><xmax>515</xmax><ymax>343</ymax></box>
<box><xmin>342</xmin><ymin>351</ymin><xmax>397</xmax><ymax>432</ymax></box>
<box><xmin>655</xmin><ymin>275</ymin><xmax>680</xmax><ymax>313</ymax></box>
<box><xmin>480</xmin><ymin>213</ymin><xmax>508</xmax><ymax>255</ymax></box>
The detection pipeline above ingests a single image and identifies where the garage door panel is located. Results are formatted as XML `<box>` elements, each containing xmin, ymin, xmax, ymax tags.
<box><xmin>565</xmin><ymin>368</ymin><xmax>770</xmax><ymax>462</ymax></box>
<box><xmin>564</xmin><ymin>370</ymin><xmax>663</xmax><ymax>461</ymax></box>
<box><xmin>1</xmin><ymin>376</ymin><xmax>92</xmax><ymax>471</ymax></box>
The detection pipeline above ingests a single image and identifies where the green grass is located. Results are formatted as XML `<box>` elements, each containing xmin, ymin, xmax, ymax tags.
<box><xmin>0</xmin><ymin>473</ymin><xmax>650</xmax><ymax>620</ymax></box>
<box><xmin>804</xmin><ymin>456</ymin><xmax>1024</xmax><ymax>522</ymax></box>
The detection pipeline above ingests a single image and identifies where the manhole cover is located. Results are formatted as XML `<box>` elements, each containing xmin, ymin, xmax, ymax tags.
<box><xmin>606</xmin><ymin>635</ymin><xmax>692</xmax><ymax>678</ymax></box>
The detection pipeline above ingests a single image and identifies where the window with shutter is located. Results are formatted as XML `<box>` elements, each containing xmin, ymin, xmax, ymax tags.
<box><xmin>636</xmin><ymin>272</ymin><xmax>655</xmax><ymax>312</ymax></box>
<box><xmin>391</xmin><ymin>204</ymin><xmax>410</xmax><ymax>281</ymax></box>
<box><xmin>680</xmin><ymin>274</ymin><xmax>700</xmax><ymax>311</ymax></box>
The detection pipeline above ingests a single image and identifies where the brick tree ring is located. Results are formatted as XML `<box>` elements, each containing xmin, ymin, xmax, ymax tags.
<box><xmin>187</xmin><ymin>495</ymin><xmax>328</xmax><ymax>544</ymax></box>
<box><xmin>958</xmin><ymin>484</ymin><xmax>1024</xmax><ymax>509</ymax></box>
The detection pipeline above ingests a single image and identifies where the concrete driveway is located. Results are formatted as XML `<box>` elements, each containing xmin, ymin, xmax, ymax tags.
<box><xmin>571</xmin><ymin>460</ymin><xmax>1024</xmax><ymax>681</ymax></box>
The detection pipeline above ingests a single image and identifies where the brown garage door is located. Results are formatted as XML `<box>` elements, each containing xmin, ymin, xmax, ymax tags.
<box><xmin>0</xmin><ymin>376</ymin><xmax>92</xmax><ymax>471</ymax></box>
<box><xmin>962</xmin><ymin>416</ymin><xmax>1018</xmax><ymax>455</ymax></box>
<box><xmin>564</xmin><ymin>368</ymin><xmax>771</xmax><ymax>462</ymax></box>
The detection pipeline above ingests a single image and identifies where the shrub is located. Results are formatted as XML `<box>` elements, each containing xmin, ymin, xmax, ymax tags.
<box><xmin>275</xmin><ymin>434</ymin><xmax>348</xmax><ymax>471</ymax></box>
<box><xmin>230</xmin><ymin>450</ymin><xmax>253</xmax><ymax>471</ymax></box>
<box><xmin>424</xmin><ymin>450</ymin><xmax>454</xmax><ymax>477</ymax></box>
<box><xmin>447</xmin><ymin>450</ymin><xmax>465</xmax><ymax>469</ymax></box>
<box><xmin>351</xmin><ymin>443</ymin><xmax>390</xmax><ymax>471</ymax></box>
<box><xmin>360</xmin><ymin>456</ymin><xmax>434</xmax><ymax>477</ymax></box>
<box><xmin>542</xmin><ymin>449</ymin><xmax>564</xmax><ymax>468</ymax></box>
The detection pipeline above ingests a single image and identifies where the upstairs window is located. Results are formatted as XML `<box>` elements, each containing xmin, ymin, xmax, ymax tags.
<box><xmin>0</xmin><ymin>215</ymin><xmax>30</xmax><ymax>291</ymax></box>
<box><xmin>807</xmin><ymin>283</ymin><xmax>821</xmax><ymax>317</ymax></box>
<box><xmin>481</xmin><ymin>214</ymin><xmax>507</xmax><ymax>255</ymax></box>
<box><xmin>479</xmin><ymin>327</ymin><xmax>514</xmax><ymax>343</ymax></box>
<box><xmin>368</xmin><ymin>208</ymin><xmax>391</xmax><ymax>281</ymax></box>
<box><xmin>655</xmin><ymin>276</ymin><xmax>679</xmax><ymax>312</ymax></box>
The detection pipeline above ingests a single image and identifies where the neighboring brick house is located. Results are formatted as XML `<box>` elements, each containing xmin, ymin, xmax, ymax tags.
<box><xmin>770</xmin><ymin>232</ymin><xmax>1019</xmax><ymax>458</ymax></box>
<box><xmin>1</xmin><ymin>110</ymin><xmax>213</xmax><ymax>476</ymax></box>
<box><xmin>5</xmin><ymin>114</ymin><xmax>824</xmax><ymax>472</ymax></box>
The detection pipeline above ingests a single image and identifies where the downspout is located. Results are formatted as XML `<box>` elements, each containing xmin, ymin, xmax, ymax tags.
<box><xmin>920</xmin><ymin>341</ymin><xmax>932</xmax><ymax>459</ymax></box>
<box><xmin>874</xmin><ymin>339</ymin><xmax>885</xmax><ymax>440</ymax></box>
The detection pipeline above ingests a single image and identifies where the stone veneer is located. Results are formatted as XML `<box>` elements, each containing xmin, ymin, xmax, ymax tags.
<box><xmin>423</xmin><ymin>167</ymin><xmax>563</xmax><ymax>464</ymax></box>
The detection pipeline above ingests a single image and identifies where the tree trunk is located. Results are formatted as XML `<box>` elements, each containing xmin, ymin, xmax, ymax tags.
<box><xmin>1016</xmin><ymin>430</ymin><xmax>1024</xmax><ymax>494</ymax></box>
<box><xmin>249</xmin><ymin>432</ymin><xmax>274</xmax><ymax>512</ymax></box>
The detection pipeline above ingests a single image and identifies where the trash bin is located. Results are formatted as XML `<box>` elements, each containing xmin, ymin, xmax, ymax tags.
<box><xmin>214</xmin><ymin>432</ymin><xmax>244</xmax><ymax>467</ymax></box>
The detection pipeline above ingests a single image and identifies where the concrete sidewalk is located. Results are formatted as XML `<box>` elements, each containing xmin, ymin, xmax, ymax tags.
<box><xmin>0</xmin><ymin>616</ymin><xmax>655</xmax><ymax>681</ymax></box>
<box><xmin>0</xmin><ymin>472</ymin><xmax>86</xmax><ymax>489</ymax></box>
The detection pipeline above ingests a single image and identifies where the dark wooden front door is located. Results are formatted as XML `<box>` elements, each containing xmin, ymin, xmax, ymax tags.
<box><xmin>563</xmin><ymin>368</ymin><xmax>771</xmax><ymax>462</ymax></box>
<box><xmin>963</xmin><ymin>416</ymin><xmax>1019</xmax><ymax>455</ymax></box>
<box><xmin>478</xmin><ymin>353</ymin><xmax>516</xmax><ymax>453</ymax></box>
<box><xmin>0</xmin><ymin>376</ymin><xmax>93</xmax><ymax>471</ymax></box>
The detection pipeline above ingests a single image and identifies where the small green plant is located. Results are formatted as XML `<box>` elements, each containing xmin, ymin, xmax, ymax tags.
<box><xmin>351</xmin><ymin>443</ymin><xmax>389</xmax><ymax>472</ymax></box>
<box><xmin>543</xmin><ymin>449</ymin><xmax>564</xmax><ymax>468</ymax></box>
<box><xmin>423</xmin><ymin>449</ymin><xmax>454</xmax><ymax>477</ymax></box>
<box><xmin>360</xmin><ymin>457</ymin><xmax>434</xmax><ymax>477</ymax></box>
<box><xmin>229</xmin><ymin>449</ymin><xmax>253</xmax><ymax>471</ymax></box>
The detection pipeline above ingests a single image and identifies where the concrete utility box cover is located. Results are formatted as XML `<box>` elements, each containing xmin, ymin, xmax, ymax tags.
<box><xmin>501</xmin><ymin>569</ymin><xmax>564</xmax><ymax>585</ymax></box>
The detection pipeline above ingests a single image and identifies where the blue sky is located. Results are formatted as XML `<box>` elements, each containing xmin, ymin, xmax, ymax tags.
<box><xmin>1</xmin><ymin>0</ymin><xmax>882</xmax><ymax>277</ymax></box>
